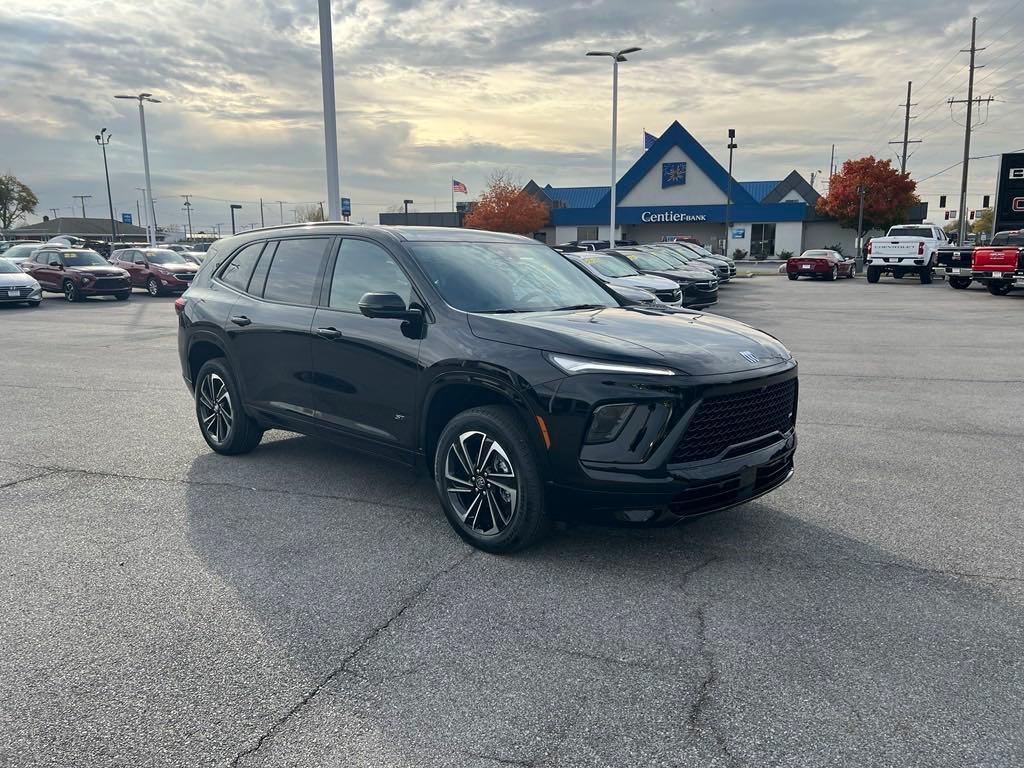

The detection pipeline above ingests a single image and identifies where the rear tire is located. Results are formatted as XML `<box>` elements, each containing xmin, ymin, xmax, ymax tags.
<box><xmin>866</xmin><ymin>265</ymin><xmax>881</xmax><ymax>283</ymax></box>
<box><xmin>949</xmin><ymin>277</ymin><xmax>972</xmax><ymax>290</ymax></box>
<box><xmin>829</xmin><ymin>266</ymin><xmax>838</xmax><ymax>281</ymax></box>
<box><xmin>893</xmin><ymin>268</ymin><xmax>905</xmax><ymax>279</ymax></box>
<box><xmin>987</xmin><ymin>281</ymin><xmax>1013</xmax><ymax>296</ymax></box>
<box><xmin>919</xmin><ymin>268</ymin><xmax>932</xmax><ymax>284</ymax></box>
<box><xmin>787</xmin><ymin>273</ymin><xmax>798</xmax><ymax>281</ymax></box>
<box><xmin>433</xmin><ymin>405</ymin><xmax>548</xmax><ymax>553</ymax></box>
<box><xmin>194</xmin><ymin>358</ymin><xmax>263</xmax><ymax>455</ymax></box>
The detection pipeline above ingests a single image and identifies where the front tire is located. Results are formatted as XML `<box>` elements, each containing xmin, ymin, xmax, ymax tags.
<box><xmin>115</xmin><ymin>291</ymin><xmax>131</xmax><ymax>301</ymax></box>
<box><xmin>194</xmin><ymin>358</ymin><xmax>263</xmax><ymax>455</ymax></box>
<box><xmin>949</xmin><ymin>277</ymin><xmax>972</xmax><ymax>290</ymax></box>
<box><xmin>787</xmin><ymin>273</ymin><xmax>798</xmax><ymax>281</ymax></box>
<box><xmin>433</xmin><ymin>405</ymin><xmax>548</xmax><ymax>553</ymax></box>
<box><xmin>848</xmin><ymin>264</ymin><xmax>857</xmax><ymax>278</ymax></box>
<box><xmin>866</xmin><ymin>265</ymin><xmax>881</xmax><ymax>283</ymax></box>
<box><xmin>987</xmin><ymin>281</ymin><xmax>1013</xmax><ymax>296</ymax></box>
<box><xmin>147</xmin><ymin>277</ymin><xmax>163</xmax><ymax>297</ymax></box>
<box><xmin>63</xmin><ymin>280</ymin><xmax>81</xmax><ymax>302</ymax></box>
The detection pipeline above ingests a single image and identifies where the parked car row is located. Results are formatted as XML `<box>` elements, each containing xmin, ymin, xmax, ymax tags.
<box><xmin>175</xmin><ymin>224</ymin><xmax>798</xmax><ymax>553</ymax></box>
<box><xmin>935</xmin><ymin>230</ymin><xmax>1024</xmax><ymax>296</ymax></box>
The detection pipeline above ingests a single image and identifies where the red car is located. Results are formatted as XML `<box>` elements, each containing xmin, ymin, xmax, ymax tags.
<box><xmin>22</xmin><ymin>246</ymin><xmax>131</xmax><ymax>301</ymax></box>
<box><xmin>787</xmin><ymin>249</ymin><xmax>856</xmax><ymax>280</ymax></box>
<box><xmin>111</xmin><ymin>247</ymin><xmax>199</xmax><ymax>296</ymax></box>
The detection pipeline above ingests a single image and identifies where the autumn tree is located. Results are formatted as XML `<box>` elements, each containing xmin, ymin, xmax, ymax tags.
<box><xmin>972</xmin><ymin>207</ymin><xmax>993</xmax><ymax>234</ymax></box>
<box><xmin>0</xmin><ymin>173</ymin><xmax>39</xmax><ymax>230</ymax></box>
<box><xmin>816</xmin><ymin>157</ymin><xmax>918</xmax><ymax>237</ymax></box>
<box><xmin>295</xmin><ymin>203</ymin><xmax>325</xmax><ymax>223</ymax></box>
<box><xmin>463</xmin><ymin>170</ymin><xmax>549</xmax><ymax>235</ymax></box>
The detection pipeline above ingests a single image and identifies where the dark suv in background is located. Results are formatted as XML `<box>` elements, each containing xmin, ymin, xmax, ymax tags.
<box><xmin>112</xmin><ymin>247</ymin><xmax>199</xmax><ymax>295</ymax></box>
<box><xmin>23</xmin><ymin>247</ymin><xmax>131</xmax><ymax>301</ymax></box>
<box><xmin>177</xmin><ymin>224</ymin><xmax>797</xmax><ymax>552</ymax></box>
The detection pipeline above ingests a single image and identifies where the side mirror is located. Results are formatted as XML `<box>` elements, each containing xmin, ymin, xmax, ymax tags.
<box><xmin>358</xmin><ymin>291</ymin><xmax>420</xmax><ymax>320</ymax></box>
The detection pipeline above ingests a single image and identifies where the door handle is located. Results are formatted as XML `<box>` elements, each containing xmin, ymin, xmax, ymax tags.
<box><xmin>230</xmin><ymin>315</ymin><xmax>252</xmax><ymax>327</ymax></box>
<box><xmin>315</xmin><ymin>326</ymin><xmax>343</xmax><ymax>340</ymax></box>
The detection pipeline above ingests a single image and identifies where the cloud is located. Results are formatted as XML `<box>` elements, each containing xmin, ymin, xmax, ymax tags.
<box><xmin>0</xmin><ymin>0</ymin><xmax>1020</xmax><ymax>229</ymax></box>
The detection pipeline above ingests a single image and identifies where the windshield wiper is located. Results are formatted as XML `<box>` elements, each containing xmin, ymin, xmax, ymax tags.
<box><xmin>553</xmin><ymin>304</ymin><xmax>607</xmax><ymax>311</ymax></box>
<box><xmin>481</xmin><ymin>308</ymin><xmax>526</xmax><ymax>314</ymax></box>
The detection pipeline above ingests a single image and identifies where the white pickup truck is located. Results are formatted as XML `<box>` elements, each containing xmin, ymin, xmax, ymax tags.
<box><xmin>865</xmin><ymin>224</ymin><xmax>949</xmax><ymax>284</ymax></box>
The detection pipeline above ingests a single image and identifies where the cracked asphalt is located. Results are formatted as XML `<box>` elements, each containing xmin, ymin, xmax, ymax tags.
<box><xmin>1</xmin><ymin>275</ymin><xmax>1022</xmax><ymax>768</ymax></box>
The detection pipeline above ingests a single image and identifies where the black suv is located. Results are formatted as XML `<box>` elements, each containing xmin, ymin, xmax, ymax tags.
<box><xmin>177</xmin><ymin>225</ymin><xmax>798</xmax><ymax>552</ymax></box>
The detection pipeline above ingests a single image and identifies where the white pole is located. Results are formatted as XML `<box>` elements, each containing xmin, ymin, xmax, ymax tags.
<box><xmin>609</xmin><ymin>57</ymin><xmax>618</xmax><ymax>246</ymax></box>
<box><xmin>139</xmin><ymin>101</ymin><xmax>157</xmax><ymax>245</ymax></box>
<box><xmin>318</xmin><ymin>0</ymin><xmax>341</xmax><ymax>221</ymax></box>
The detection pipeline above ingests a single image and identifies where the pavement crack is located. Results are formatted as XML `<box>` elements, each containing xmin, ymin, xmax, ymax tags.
<box><xmin>0</xmin><ymin>469</ymin><xmax>57</xmax><ymax>490</ymax></box>
<box><xmin>227</xmin><ymin>548</ymin><xmax>474</xmax><ymax>767</ymax></box>
<box><xmin>687</xmin><ymin>605</ymin><xmax>738</xmax><ymax>767</ymax></box>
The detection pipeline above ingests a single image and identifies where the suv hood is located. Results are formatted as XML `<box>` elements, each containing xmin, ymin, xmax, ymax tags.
<box><xmin>468</xmin><ymin>307</ymin><xmax>792</xmax><ymax>376</ymax></box>
<box><xmin>606</xmin><ymin>274</ymin><xmax>680</xmax><ymax>291</ymax></box>
<box><xmin>155</xmin><ymin>263</ymin><xmax>198</xmax><ymax>274</ymax></box>
<box><xmin>70</xmin><ymin>265</ymin><xmax>127</xmax><ymax>277</ymax></box>
<box><xmin>0</xmin><ymin>271</ymin><xmax>37</xmax><ymax>287</ymax></box>
<box><xmin>635</xmin><ymin>267</ymin><xmax>715</xmax><ymax>284</ymax></box>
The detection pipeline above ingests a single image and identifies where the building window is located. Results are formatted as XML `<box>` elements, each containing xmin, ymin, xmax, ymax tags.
<box><xmin>577</xmin><ymin>226</ymin><xmax>598</xmax><ymax>241</ymax></box>
<box><xmin>751</xmin><ymin>223</ymin><xmax>776</xmax><ymax>257</ymax></box>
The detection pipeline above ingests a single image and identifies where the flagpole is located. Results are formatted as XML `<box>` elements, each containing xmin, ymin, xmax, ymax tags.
<box><xmin>451</xmin><ymin>178</ymin><xmax>455</xmax><ymax>212</ymax></box>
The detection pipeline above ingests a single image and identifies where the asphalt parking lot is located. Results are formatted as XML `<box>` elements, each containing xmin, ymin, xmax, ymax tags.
<box><xmin>2</xmin><ymin>276</ymin><xmax>1022</xmax><ymax>768</ymax></box>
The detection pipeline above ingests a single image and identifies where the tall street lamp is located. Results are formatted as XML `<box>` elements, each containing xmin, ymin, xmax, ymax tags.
<box><xmin>587</xmin><ymin>46</ymin><xmax>641</xmax><ymax>246</ymax></box>
<box><xmin>403</xmin><ymin>199</ymin><xmax>414</xmax><ymax>225</ymax></box>
<box><xmin>318</xmin><ymin>0</ymin><xmax>341</xmax><ymax>221</ymax></box>
<box><xmin>115</xmin><ymin>93</ymin><xmax>161</xmax><ymax>245</ymax></box>
<box><xmin>230</xmin><ymin>204</ymin><xmax>242</xmax><ymax>234</ymax></box>
<box><xmin>95</xmin><ymin>129</ymin><xmax>118</xmax><ymax>247</ymax></box>
<box><xmin>725</xmin><ymin>128</ymin><xmax>737</xmax><ymax>256</ymax></box>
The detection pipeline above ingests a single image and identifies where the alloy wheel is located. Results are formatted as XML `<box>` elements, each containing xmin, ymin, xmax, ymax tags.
<box><xmin>64</xmin><ymin>281</ymin><xmax>76</xmax><ymax>302</ymax></box>
<box><xmin>444</xmin><ymin>430</ymin><xmax>519</xmax><ymax>536</ymax></box>
<box><xmin>148</xmin><ymin>278</ymin><xmax>159</xmax><ymax>296</ymax></box>
<box><xmin>198</xmin><ymin>372</ymin><xmax>233</xmax><ymax>445</ymax></box>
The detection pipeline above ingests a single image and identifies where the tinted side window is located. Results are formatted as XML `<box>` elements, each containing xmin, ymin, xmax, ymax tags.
<box><xmin>219</xmin><ymin>242</ymin><xmax>265</xmax><ymax>292</ymax></box>
<box><xmin>247</xmin><ymin>242</ymin><xmax>275</xmax><ymax>297</ymax></box>
<box><xmin>329</xmin><ymin>239</ymin><xmax>412</xmax><ymax>311</ymax></box>
<box><xmin>262</xmin><ymin>238</ymin><xmax>328</xmax><ymax>305</ymax></box>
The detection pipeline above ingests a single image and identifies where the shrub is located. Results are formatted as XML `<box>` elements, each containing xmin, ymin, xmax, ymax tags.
<box><xmin>732</xmin><ymin>248</ymin><xmax>749</xmax><ymax>259</ymax></box>
<box><xmin>778</xmin><ymin>250</ymin><xmax>794</xmax><ymax>259</ymax></box>
<box><xmin>826</xmin><ymin>242</ymin><xmax>844</xmax><ymax>255</ymax></box>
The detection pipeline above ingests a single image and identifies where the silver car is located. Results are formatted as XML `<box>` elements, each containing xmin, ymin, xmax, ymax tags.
<box><xmin>0</xmin><ymin>257</ymin><xmax>42</xmax><ymax>307</ymax></box>
<box><xmin>2</xmin><ymin>242</ymin><xmax>42</xmax><ymax>268</ymax></box>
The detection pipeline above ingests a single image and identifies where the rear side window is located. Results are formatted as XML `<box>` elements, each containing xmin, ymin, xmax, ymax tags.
<box><xmin>329</xmin><ymin>239</ymin><xmax>412</xmax><ymax>311</ymax></box>
<box><xmin>262</xmin><ymin>238</ymin><xmax>329</xmax><ymax>305</ymax></box>
<box><xmin>220</xmin><ymin>242</ymin><xmax>265</xmax><ymax>292</ymax></box>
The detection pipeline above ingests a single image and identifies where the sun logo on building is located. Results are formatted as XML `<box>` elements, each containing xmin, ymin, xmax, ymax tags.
<box><xmin>662</xmin><ymin>162</ymin><xmax>687</xmax><ymax>188</ymax></box>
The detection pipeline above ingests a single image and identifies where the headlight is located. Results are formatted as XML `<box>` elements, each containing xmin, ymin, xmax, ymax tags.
<box><xmin>80</xmin><ymin>275</ymin><xmax>93</xmax><ymax>284</ymax></box>
<box><xmin>547</xmin><ymin>353</ymin><xmax>677</xmax><ymax>376</ymax></box>
<box><xmin>585</xmin><ymin>403</ymin><xmax>636</xmax><ymax>443</ymax></box>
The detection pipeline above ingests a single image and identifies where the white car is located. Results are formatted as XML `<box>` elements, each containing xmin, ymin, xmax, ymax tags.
<box><xmin>0</xmin><ymin>257</ymin><xmax>42</xmax><ymax>307</ymax></box>
<box><xmin>865</xmin><ymin>224</ymin><xmax>948</xmax><ymax>284</ymax></box>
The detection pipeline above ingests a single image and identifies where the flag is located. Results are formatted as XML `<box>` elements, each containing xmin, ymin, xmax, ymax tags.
<box><xmin>643</xmin><ymin>130</ymin><xmax>657</xmax><ymax>151</ymax></box>
<box><xmin>452</xmin><ymin>179</ymin><xmax>468</xmax><ymax>194</ymax></box>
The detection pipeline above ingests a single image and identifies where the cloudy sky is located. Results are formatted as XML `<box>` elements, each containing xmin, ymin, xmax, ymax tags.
<box><xmin>1</xmin><ymin>0</ymin><xmax>1022</xmax><ymax>234</ymax></box>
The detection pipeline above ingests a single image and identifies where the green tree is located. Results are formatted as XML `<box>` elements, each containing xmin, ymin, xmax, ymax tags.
<box><xmin>0</xmin><ymin>174</ymin><xmax>38</xmax><ymax>230</ymax></box>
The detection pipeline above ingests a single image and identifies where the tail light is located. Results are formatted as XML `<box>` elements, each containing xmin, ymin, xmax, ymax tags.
<box><xmin>174</xmin><ymin>296</ymin><xmax>186</xmax><ymax>315</ymax></box>
<box><xmin>867</xmin><ymin>241</ymin><xmax>873</xmax><ymax>255</ymax></box>
<box><xmin>918</xmin><ymin>242</ymin><xmax>925</xmax><ymax>255</ymax></box>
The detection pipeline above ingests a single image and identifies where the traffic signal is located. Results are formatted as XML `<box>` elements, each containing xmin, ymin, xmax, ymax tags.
<box><xmin>939</xmin><ymin>195</ymin><xmax>947</xmax><ymax>207</ymax></box>
<box><xmin>970</xmin><ymin>210</ymin><xmax>976</xmax><ymax>220</ymax></box>
<box><xmin>983</xmin><ymin>195</ymin><xmax>990</xmax><ymax>208</ymax></box>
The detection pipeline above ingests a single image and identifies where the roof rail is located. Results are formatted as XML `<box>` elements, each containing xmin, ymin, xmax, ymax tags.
<box><xmin>240</xmin><ymin>221</ymin><xmax>356</xmax><ymax>235</ymax></box>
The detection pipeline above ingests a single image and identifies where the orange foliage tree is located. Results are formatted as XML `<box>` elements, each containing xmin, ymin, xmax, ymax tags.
<box><xmin>463</xmin><ymin>170</ymin><xmax>550</xmax><ymax>235</ymax></box>
<box><xmin>816</xmin><ymin>156</ymin><xmax>919</xmax><ymax>237</ymax></box>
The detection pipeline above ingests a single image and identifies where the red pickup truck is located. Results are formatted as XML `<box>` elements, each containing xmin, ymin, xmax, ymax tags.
<box><xmin>972</xmin><ymin>230</ymin><xmax>1024</xmax><ymax>296</ymax></box>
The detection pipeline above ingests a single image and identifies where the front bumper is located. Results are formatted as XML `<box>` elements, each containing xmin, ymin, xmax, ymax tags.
<box><xmin>0</xmin><ymin>285</ymin><xmax>41</xmax><ymax>302</ymax></box>
<box><xmin>79</xmin><ymin>279</ymin><xmax>131</xmax><ymax>296</ymax></box>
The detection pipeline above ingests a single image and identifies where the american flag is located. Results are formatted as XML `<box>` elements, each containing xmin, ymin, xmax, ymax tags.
<box><xmin>452</xmin><ymin>179</ymin><xmax>468</xmax><ymax>194</ymax></box>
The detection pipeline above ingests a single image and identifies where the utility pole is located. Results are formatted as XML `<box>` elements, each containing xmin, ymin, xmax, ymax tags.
<box><xmin>889</xmin><ymin>81</ymin><xmax>921</xmax><ymax>174</ymax></box>
<box><xmin>73</xmin><ymin>195</ymin><xmax>92</xmax><ymax>218</ymax></box>
<box><xmin>275</xmin><ymin>200</ymin><xmax>285</xmax><ymax>224</ymax></box>
<box><xmin>49</xmin><ymin>207</ymin><xmax>60</xmax><ymax>219</ymax></box>
<box><xmin>259</xmin><ymin>197</ymin><xmax>265</xmax><ymax>228</ymax></box>
<box><xmin>95</xmin><ymin>129</ymin><xmax>118</xmax><ymax>246</ymax></box>
<box><xmin>949</xmin><ymin>17</ymin><xmax>995</xmax><ymax>246</ymax></box>
<box><xmin>856</xmin><ymin>184</ymin><xmax>868</xmax><ymax>265</ymax></box>
<box><xmin>829</xmin><ymin>144</ymin><xmax>835</xmax><ymax>180</ymax></box>
<box><xmin>181</xmin><ymin>194</ymin><xmax>193</xmax><ymax>241</ymax></box>
<box><xmin>318</xmin><ymin>201</ymin><xmax>325</xmax><ymax>221</ymax></box>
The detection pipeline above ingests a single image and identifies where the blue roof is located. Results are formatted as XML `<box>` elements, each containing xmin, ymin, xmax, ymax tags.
<box><xmin>544</xmin><ymin>185</ymin><xmax>609</xmax><ymax>209</ymax></box>
<box><xmin>740</xmin><ymin>180</ymin><xmax>781</xmax><ymax>202</ymax></box>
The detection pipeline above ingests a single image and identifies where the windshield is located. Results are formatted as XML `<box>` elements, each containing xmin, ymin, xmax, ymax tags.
<box><xmin>62</xmin><ymin>251</ymin><xmax>107</xmax><ymax>267</ymax></box>
<box><xmin>888</xmin><ymin>227</ymin><xmax>935</xmax><ymax>239</ymax></box>
<box><xmin>147</xmin><ymin>250</ymin><xmax>188</xmax><ymax>265</ymax></box>
<box><xmin>681</xmin><ymin>242</ymin><xmax>714</xmax><ymax>257</ymax></box>
<box><xmin>643</xmin><ymin>248</ymin><xmax>689</xmax><ymax>267</ymax></box>
<box><xmin>617</xmin><ymin>250</ymin><xmax>676</xmax><ymax>271</ymax></box>
<box><xmin>581</xmin><ymin>255</ymin><xmax>638</xmax><ymax>278</ymax></box>
<box><xmin>0</xmin><ymin>258</ymin><xmax>21</xmax><ymax>273</ymax></box>
<box><xmin>4</xmin><ymin>245</ymin><xmax>38</xmax><ymax>260</ymax></box>
<box><xmin>991</xmin><ymin>232</ymin><xmax>1024</xmax><ymax>246</ymax></box>
<box><xmin>411</xmin><ymin>241</ymin><xmax>616</xmax><ymax>313</ymax></box>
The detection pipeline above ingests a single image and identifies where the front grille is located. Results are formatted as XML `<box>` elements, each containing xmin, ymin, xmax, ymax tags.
<box><xmin>694</xmin><ymin>281</ymin><xmax>717</xmax><ymax>291</ymax></box>
<box><xmin>668</xmin><ymin>454</ymin><xmax>793</xmax><ymax>517</ymax></box>
<box><xmin>1</xmin><ymin>286</ymin><xmax>33</xmax><ymax>298</ymax></box>
<box><xmin>175</xmin><ymin>272</ymin><xmax>195</xmax><ymax>282</ymax></box>
<box><xmin>672</xmin><ymin>378</ymin><xmax>797</xmax><ymax>463</ymax></box>
<box><xmin>93</xmin><ymin>277</ymin><xmax>128</xmax><ymax>289</ymax></box>
<box><xmin>654</xmin><ymin>289</ymin><xmax>681</xmax><ymax>302</ymax></box>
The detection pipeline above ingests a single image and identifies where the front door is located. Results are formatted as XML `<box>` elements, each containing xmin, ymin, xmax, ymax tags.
<box><xmin>311</xmin><ymin>237</ymin><xmax>423</xmax><ymax>457</ymax></box>
<box><xmin>224</xmin><ymin>237</ymin><xmax>332</xmax><ymax>421</ymax></box>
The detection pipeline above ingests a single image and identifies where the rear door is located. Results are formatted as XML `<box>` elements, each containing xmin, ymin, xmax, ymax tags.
<box><xmin>34</xmin><ymin>250</ymin><xmax>62</xmax><ymax>289</ymax></box>
<box><xmin>223</xmin><ymin>236</ymin><xmax>332</xmax><ymax>421</ymax></box>
<box><xmin>310</xmin><ymin>237</ymin><xmax>423</xmax><ymax>456</ymax></box>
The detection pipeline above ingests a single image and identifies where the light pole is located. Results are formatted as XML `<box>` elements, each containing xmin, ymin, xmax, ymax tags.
<box><xmin>95</xmin><ymin>129</ymin><xmax>118</xmax><ymax>247</ymax></box>
<box><xmin>115</xmin><ymin>93</ymin><xmax>161</xmax><ymax>245</ymax></box>
<box><xmin>856</xmin><ymin>184</ymin><xmax>868</xmax><ymax>266</ymax></box>
<box><xmin>182</xmin><ymin>195</ymin><xmax>193</xmax><ymax>241</ymax></box>
<box><xmin>318</xmin><ymin>0</ymin><xmax>341</xmax><ymax>221</ymax></box>
<box><xmin>725</xmin><ymin>129</ymin><xmax>737</xmax><ymax>256</ymax></box>
<box><xmin>403</xmin><ymin>199</ymin><xmax>414</xmax><ymax>225</ymax></box>
<box><xmin>587</xmin><ymin>46</ymin><xmax>641</xmax><ymax>247</ymax></box>
<box><xmin>230</xmin><ymin>204</ymin><xmax>242</xmax><ymax>235</ymax></box>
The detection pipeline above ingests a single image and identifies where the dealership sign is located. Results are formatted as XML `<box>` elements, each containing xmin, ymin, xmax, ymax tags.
<box><xmin>641</xmin><ymin>211</ymin><xmax>708</xmax><ymax>222</ymax></box>
<box><xmin>994</xmin><ymin>153</ymin><xmax>1024</xmax><ymax>232</ymax></box>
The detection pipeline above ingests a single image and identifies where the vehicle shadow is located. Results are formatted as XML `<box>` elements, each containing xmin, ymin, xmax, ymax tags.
<box><xmin>183</xmin><ymin>435</ymin><xmax>1023</xmax><ymax>765</ymax></box>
